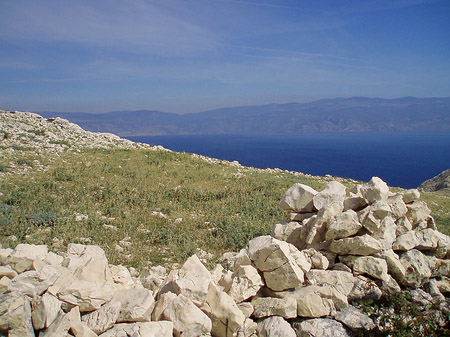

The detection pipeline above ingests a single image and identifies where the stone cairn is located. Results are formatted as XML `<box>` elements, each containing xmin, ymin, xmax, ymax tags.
<box><xmin>1</xmin><ymin>177</ymin><xmax>449</xmax><ymax>336</ymax></box>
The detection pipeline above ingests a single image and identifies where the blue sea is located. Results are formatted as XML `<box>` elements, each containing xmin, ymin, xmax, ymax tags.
<box><xmin>126</xmin><ymin>132</ymin><xmax>450</xmax><ymax>189</ymax></box>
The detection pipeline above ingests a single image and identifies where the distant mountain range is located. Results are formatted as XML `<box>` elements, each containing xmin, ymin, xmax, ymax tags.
<box><xmin>37</xmin><ymin>97</ymin><xmax>450</xmax><ymax>136</ymax></box>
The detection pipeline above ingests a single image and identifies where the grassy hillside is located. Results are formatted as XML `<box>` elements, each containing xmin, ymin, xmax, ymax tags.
<box><xmin>1</xmin><ymin>111</ymin><xmax>449</xmax><ymax>272</ymax></box>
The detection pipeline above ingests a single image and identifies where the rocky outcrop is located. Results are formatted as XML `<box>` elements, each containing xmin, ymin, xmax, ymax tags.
<box><xmin>0</xmin><ymin>177</ymin><xmax>449</xmax><ymax>336</ymax></box>
<box><xmin>419</xmin><ymin>169</ymin><xmax>450</xmax><ymax>193</ymax></box>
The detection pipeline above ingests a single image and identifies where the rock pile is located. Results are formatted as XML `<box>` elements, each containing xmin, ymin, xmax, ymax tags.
<box><xmin>0</xmin><ymin>177</ymin><xmax>449</xmax><ymax>336</ymax></box>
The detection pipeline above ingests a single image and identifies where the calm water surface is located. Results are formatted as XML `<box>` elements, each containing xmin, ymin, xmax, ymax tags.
<box><xmin>127</xmin><ymin>132</ymin><xmax>450</xmax><ymax>189</ymax></box>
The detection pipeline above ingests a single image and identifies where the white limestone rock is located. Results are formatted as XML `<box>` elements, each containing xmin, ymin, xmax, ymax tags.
<box><xmin>111</xmin><ymin>287</ymin><xmax>155</xmax><ymax>323</ymax></box>
<box><xmin>302</xmin><ymin>248</ymin><xmax>329</xmax><ymax>270</ymax></box>
<box><xmin>312</xmin><ymin>181</ymin><xmax>346</xmax><ymax>211</ymax></box>
<box><xmin>8</xmin><ymin>264</ymin><xmax>61</xmax><ymax>297</ymax></box>
<box><xmin>330</xmin><ymin>234</ymin><xmax>383</xmax><ymax>256</ymax></box>
<box><xmin>272</xmin><ymin>221</ymin><xmax>302</xmax><ymax>241</ymax></box>
<box><xmin>162</xmin><ymin>294</ymin><xmax>212</xmax><ymax>337</ymax></box>
<box><xmin>159</xmin><ymin>254</ymin><xmax>211</xmax><ymax>306</ymax></box>
<box><xmin>0</xmin><ymin>248</ymin><xmax>13</xmax><ymax>265</ymax></box>
<box><xmin>347</xmin><ymin>275</ymin><xmax>383</xmax><ymax>302</ymax></box>
<box><xmin>152</xmin><ymin>291</ymin><xmax>177</xmax><ymax>321</ymax></box>
<box><xmin>233</xmin><ymin>248</ymin><xmax>252</xmax><ymax>272</ymax></box>
<box><xmin>31</xmin><ymin>292</ymin><xmax>62</xmax><ymax>330</ymax></box>
<box><xmin>406</xmin><ymin>201</ymin><xmax>431</xmax><ymax>226</ymax></box>
<box><xmin>289</xmin><ymin>212</ymin><xmax>316</xmax><ymax>222</ymax></box>
<box><xmin>293</xmin><ymin>318</ymin><xmax>351</xmax><ymax>337</ymax></box>
<box><xmin>399</xmin><ymin>189</ymin><xmax>420</xmax><ymax>204</ymax></box>
<box><xmin>0</xmin><ymin>276</ymin><xmax>11</xmax><ymax>295</ymax></box>
<box><xmin>237</xmin><ymin>302</ymin><xmax>254</xmax><ymax>318</ymax></box>
<box><xmin>393</xmin><ymin>231</ymin><xmax>419</xmax><ymax>251</ymax></box>
<box><xmin>202</xmin><ymin>282</ymin><xmax>254</xmax><ymax>337</ymax></box>
<box><xmin>370</xmin><ymin>216</ymin><xmax>397</xmax><ymax>250</ymax></box>
<box><xmin>399</xmin><ymin>249</ymin><xmax>432</xmax><ymax>287</ymax></box>
<box><xmin>257</xmin><ymin>316</ymin><xmax>296</xmax><ymax>337</ymax></box>
<box><xmin>325</xmin><ymin>209</ymin><xmax>362</xmax><ymax>241</ymax></box>
<box><xmin>360</xmin><ymin>177</ymin><xmax>390</xmax><ymax>204</ymax></box>
<box><xmin>81</xmin><ymin>300</ymin><xmax>122</xmax><ymax>334</ymax></box>
<box><xmin>295</xmin><ymin>285</ymin><xmax>348</xmax><ymax>318</ymax></box>
<box><xmin>251</xmin><ymin>296</ymin><xmax>297</xmax><ymax>319</ymax></box>
<box><xmin>304</xmin><ymin>202</ymin><xmax>343</xmax><ymax>245</ymax></box>
<box><xmin>0</xmin><ymin>292</ymin><xmax>34</xmax><ymax>337</ymax></box>
<box><xmin>341</xmin><ymin>256</ymin><xmax>389</xmax><ymax>282</ymax></box>
<box><xmin>98</xmin><ymin>321</ymin><xmax>173</xmax><ymax>337</ymax></box>
<box><xmin>247</xmin><ymin>236</ymin><xmax>305</xmax><ymax>291</ymax></box>
<box><xmin>0</xmin><ymin>265</ymin><xmax>18</xmax><ymax>279</ymax></box>
<box><xmin>7</xmin><ymin>244</ymin><xmax>48</xmax><ymax>273</ymax></box>
<box><xmin>376</xmin><ymin>249</ymin><xmax>407</xmax><ymax>284</ymax></box>
<box><xmin>305</xmin><ymin>270</ymin><xmax>355</xmax><ymax>297</ymax></box>
<box><xmin>39</xmin><ymin>306</ymin><xmax>80</xmax><ymax>337</ymax></box>
<box><xmin>335</xmin><ymin>305</ymin><xmax>375</xmax><ymax>331</ymax></box>
<box><xmin>280</xmin><ymin>183</ymin><xmax>318</xmax><ymax>213</ymax></box>
<box><xmin>396</xmin><ymin>216</ymin><xmax>412</xmax><ymax>236</ymax></box>
<box><xmin>343</xmin><ymin>196</ymin><xmax>368</xmax><ymax>212</ymax></box>
<box><xmin>387</xmin><ymin>194</ymin><xmax>408</xmax><ymax>220</ymax></box>
<box><xmin>225</xmin><ymin>264</ymin><xmax>264</xmax><ymax>303</ymax></box>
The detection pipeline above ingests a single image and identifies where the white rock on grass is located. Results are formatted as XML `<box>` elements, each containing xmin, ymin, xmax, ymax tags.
<box><xmin>340</xmin><ymin>256</ymin><xmax>389</xmax><ymax>282</ymax></box>
<box><xmin>280</xmin><ymin>183</ymin><xmax>318</xmax><ymax>213</ymax></box>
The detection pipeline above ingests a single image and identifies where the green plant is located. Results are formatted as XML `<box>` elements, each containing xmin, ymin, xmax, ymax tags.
<box><xmin>26</xmin><ymin>212</ymin><xmax>58</xmax><ymax>227</ymax></box>
<box><xmin>0</xmin><ymin>165</ymin><xmax>7</xmax><ymax>172</ymax></box>
<box><xmin>356</xmin><ymin>291</ymin><xmax>450</xmax><ymax>337</ymax></box>
<box><xmin>29</xmin><ymin>129</ymin><xmax>45</xmax><ymax>136</ymax></box>
<box><xmin>16</xmin><ymin>158</ymin><xmax>33</xmax><ymax>166</ymax></box>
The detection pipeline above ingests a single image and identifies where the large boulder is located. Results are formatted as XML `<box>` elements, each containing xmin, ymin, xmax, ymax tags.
<box><xmin>31</xmin><ymin>292</ymin><xmax>62</xmax><ymax>330</ymax></box>
<box><xmin>398</xmin><ymin>249</ymin><xmax>432</xmax><ymax>287</ymax></box>
<box><xmin>280</xmin><ymin>183</ymin><xmax>318</xmax><ymax>213</ymax></box>
<box><xmin>251</xmin><ymin>296</ymin><xmax>297</xmax><ymax>319</ymax></box>
<box><xmin>257</xmin><ymin>316</ymin><xmax>296</xmax><ymax>337</ymax></box>
<box><xmin>335</xmin><ymin>305</ymin><xmax>375</xmax><ymax>331</ymax></box>
<box><xmin>7</xmin><ymin>244</ymin><xmax>48</xmax><ymax>273</ymax></box>
<box><xmin>201</xmin><ymin>282</ymin><xmax>255</xmax><ymax>337</ymax></box>
<box><xmin>305</xmin><ymin>270</ymin><xmax>355</xmax><ymax>297</ymax></box>
<box><xmin>330</xmin><ymin>234</ymin><xmax>383</xmax><ymax>256</ymax></box>
<box><xmin>225</xmin><ymin>264</ymin><xmax>264</xmax><ymax>303</ymax></box>
<box><xmin>312</xmin><ymin>181</ymin><xmax>346</xmax><ymax>211</ymax></box>
<box><xmin>82</xmin><ymin>301</ymin><xmax>122</xmax><ymax>334</ymax></box>
<box><xmin>111</xmin><ymin>287</ymin><xmax>155</xmax><ymax>323</ymax></box>
<box><xmin>294</xmin><ymin>285</ymin><xmax>348</xmax><ymax>318</ymax></box>
<box><xmin>247</xmin><ymin>236</ymin><xmax>305</xmax><ymax>291</ymax></box>
<box><xmin>325</xmin><ymin>209</ymin><xmax>362</xmax><ymax>240</ymax></box>
<box><xmin>162</xmin><ymin>294</ymin><xmax>212</xmax><ymax>337</ymax></box>
<box><xmin>159</xmin><ymin>254</ymin><xmax>211</xmax><ymax>306</ymax></box>
<box><xmin>98</xmin><ymin>321</ymin><xmax>173</xmax><ymax>337</ymax></box>
<box><xmin>360</xmin><ymin>177</ymin><xmax>390</xmax><ymax>204</ymax></box>
<box><xmin>0</xmin><ymin>292</ymin><xmax>35</xmax><ymax>337</ymax></box>
<box><xmin>293</xmin><ymin>318</ymin><xmax>351</xmax><ymax>337</ymax></box>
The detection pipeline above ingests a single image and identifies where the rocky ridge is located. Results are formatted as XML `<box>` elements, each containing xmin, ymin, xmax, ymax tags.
<box><xmin>1</xmin><ymin>177</ymin><xmax>449</xmax><ymax>336</ymax></box>
<box><xmin>420</xmin><ymin>169</ymin><xmax>450</xmax><ymax>194</ymax></box>
<box><xmin>0</xmin><ymin>110</ymin><xmax>359</xmax><ymax>185</ymax></box>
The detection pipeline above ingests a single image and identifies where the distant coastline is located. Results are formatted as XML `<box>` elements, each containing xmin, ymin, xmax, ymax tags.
<box><xmin>37</xmin><ymin>97</ymin><xmax>450</xmax><ymax>137</ymax></box>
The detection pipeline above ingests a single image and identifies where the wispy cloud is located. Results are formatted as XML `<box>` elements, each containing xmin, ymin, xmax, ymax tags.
<box><xmin>218</xmin><ymin>0</ymin><xmax>302</xmax><ymax>10</ymax></box>
<box><xmin>0</xmin><ymin>0</ymin><xmax>219</xmax><ymax>57</ymax></box>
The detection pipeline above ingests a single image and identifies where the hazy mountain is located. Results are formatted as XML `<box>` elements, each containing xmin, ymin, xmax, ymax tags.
<box><xmin>38</xmin><ymin>97</ymin><xmax>450</xmax><ymax>136</ymax></box>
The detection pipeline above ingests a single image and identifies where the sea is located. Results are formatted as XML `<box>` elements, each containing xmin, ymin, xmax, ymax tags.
<box><xmin>126</xmin><ymin>132</ymin><xmax>450</xmax><ymax>189</ymax></box>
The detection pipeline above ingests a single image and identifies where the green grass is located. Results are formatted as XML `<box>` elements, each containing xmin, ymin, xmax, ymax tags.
<box><xmin>0</xmin><ymin>146</ymin><xmax>449</xmax><ymax>271</ymax></box>
<box><xmin>0</xmin><ymin>148</ymin><xmax>325</xmax><ymax>269</ymax></box>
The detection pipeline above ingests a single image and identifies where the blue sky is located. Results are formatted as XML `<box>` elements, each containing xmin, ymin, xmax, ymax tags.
<box><xmin>0</xmin><ymin>0</ymin><xmax>449</xmax><ymax>113</ymax></box>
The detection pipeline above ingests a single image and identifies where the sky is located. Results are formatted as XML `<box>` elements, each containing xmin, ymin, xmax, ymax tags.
<box><xmin>0</xmin><ymin>0</ymin><xmax>449</xmax><ymax>114</ymax></box>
